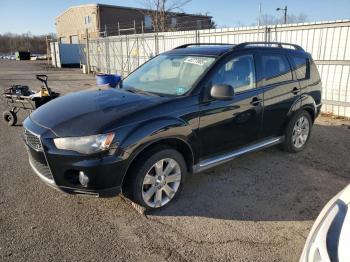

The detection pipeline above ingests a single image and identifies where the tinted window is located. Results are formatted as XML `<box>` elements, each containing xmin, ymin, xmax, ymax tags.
<box><xmin>211</xmin><ymin>55</ymin><xmax>256</xmax><ymax>93</ymax></box>
<box><xmin>261</xmin><ymin>54</ymin><xmax>292</xmax><ymax>85</ymax></box>
<box><xmin>292</xmin><ymin>57</ymin><xmax>309</xmax><ymax>80</ymax></box>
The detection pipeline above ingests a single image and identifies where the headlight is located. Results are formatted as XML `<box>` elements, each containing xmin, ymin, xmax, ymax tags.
<box><xmin>303</xmin><ymin>200</ymin><xmax>347</xmax><ymax>262</ymax></box>
<box><xmin>53</xmin><ymin>133</ymin><xmax>115</xmax><ymax>154</ymax></box>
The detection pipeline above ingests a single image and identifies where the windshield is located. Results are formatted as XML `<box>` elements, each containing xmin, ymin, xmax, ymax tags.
<box><xmin>122</xmin><ymin>54</ymin><xmax>216</xmax><ymax>96</ymax></box>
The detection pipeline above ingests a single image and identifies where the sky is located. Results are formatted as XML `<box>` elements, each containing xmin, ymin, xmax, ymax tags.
<box><xmin>0</xmin><ymin>0</ymin><xmax>350</xmax><ymax>35</ymax></box>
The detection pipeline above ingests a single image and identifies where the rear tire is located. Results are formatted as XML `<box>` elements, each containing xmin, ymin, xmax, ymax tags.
<box><xmin>3</xmin><ymin>111</ymin><xmax>17</xmax><ymax>126</ymax></box>
<box><xmin>130</xmin><ymin>146</ymin><xmax>187</xmax><ymax>210</ymax></box>
<box><xmin>283</xmin><ymin>110</ymin><xmax>312</xmax><ymax>153</ymax></box>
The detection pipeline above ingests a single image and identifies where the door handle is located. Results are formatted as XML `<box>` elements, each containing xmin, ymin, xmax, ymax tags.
<box><xmin>250</xmin><ymin>97</ymin><xmax>262</xmax><ymax>106</ymax></box>
<box><xmin>292</xmin><ymin>87</ymin><xmax>300</xmax><ymax>95</ymax></box>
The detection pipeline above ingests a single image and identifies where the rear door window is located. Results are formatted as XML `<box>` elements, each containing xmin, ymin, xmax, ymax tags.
<box><xmin>260</xmin><ymin>54</ymin><xmax>293</xmax><ymax>85</ymax></box>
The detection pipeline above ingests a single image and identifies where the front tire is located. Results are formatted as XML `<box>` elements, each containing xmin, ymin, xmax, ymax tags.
<box><xmin>131</xmin><ymin>147</ymin><xmax>186</xmax><ymax>210</ymax></box>
<box><xmin>283</xmin><ymin>110</ymin><xmax>312</xmax><ymax>153</ymax></box>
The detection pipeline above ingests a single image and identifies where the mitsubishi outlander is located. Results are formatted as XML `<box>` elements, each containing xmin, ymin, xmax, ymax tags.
<box><xmin>23</xmin><ymin>42</ymin><xmax>322</xmax><ymax>210</ymax></box>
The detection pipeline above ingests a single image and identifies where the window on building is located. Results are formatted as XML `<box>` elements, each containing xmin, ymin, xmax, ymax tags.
<box><xmin>144</xmin><ymin>15</ymin><xmax>152</xmax><ymax>29</ymax></box>
<box><xmin>196</xmin><ymin>20</ymin><xmax>202</xmax><ymax>29</ymax></box>
<box><xmin>171</xmin><ymin>17</ymin><xmax>177</xmax><ymax>28</ymax></box>
<box><xmin>261</xmin><ymin>54</ymin><xmax>292</xmax><ymax>85</ymax></box>
<box><xmin>59</xmin><ymin>37</ymin><xmax>68</xmax><ymax>44</ymax></box>
<box><xmin>84</xmin><ymin>15</ymin><xmax>91</xmax><ymax>25</ymax></box>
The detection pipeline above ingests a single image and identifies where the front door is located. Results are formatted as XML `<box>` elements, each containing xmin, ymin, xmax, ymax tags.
<box><xmin>198</xmin><ymin>53</ymin><xmax>264</xmax><ymax>159</ymax></box>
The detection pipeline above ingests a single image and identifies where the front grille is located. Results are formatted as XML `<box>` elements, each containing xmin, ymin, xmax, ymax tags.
<box><xmin>24</xmin><ymin>129</ymin><xmax>43</xmax><ymax>151</ymax></box>
<box><xmin>29</xmin><ymin>154</ymin><xmax>54</xmax><ymax>182</ymax></box>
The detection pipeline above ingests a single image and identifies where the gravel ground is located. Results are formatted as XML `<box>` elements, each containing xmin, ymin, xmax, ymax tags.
<box><xmin>0</xmin><ymin>60</ymin><xmax>349</xmax><ymax>262</ymax></box>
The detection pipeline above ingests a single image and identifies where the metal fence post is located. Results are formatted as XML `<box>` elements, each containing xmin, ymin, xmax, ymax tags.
<box><xmin>46</xmin><ymin>35</ymin><xmax>50</xmax><ymax>67</ymax></box>
<box><xmin>155</xmin><ymin>33</ymin><xmax>159</xmax><ymax>55</ymax></box>
<box><xmin>104</xmin><ymin>25</ymin><xmax>110</xmax><ymax>73</ymax></box>
<box><xmin>274</xmin><ymin>25</ymin><xmax>278</xmax><ymax>42</ymax></box>
<box><xmin>120</xmin><ymin>36</ymin><xmax>124</xmax><ymax>76</ymax></box>
<box><xmin>264</xmin><ymin>26</ymin><xmax>271</xmax><ymax>42</ymax></box>
<box><xmin>85</xmin><ymin>28</ymin><xmax>90</xmax><ymax>74</ymax></box>
<box><xmin>126</xmin><ymin>34</ymin><xmax>130</xmax><ymax>75</ymax></box>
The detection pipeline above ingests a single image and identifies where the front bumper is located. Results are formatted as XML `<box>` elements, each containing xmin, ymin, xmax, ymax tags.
<box><xmin>23</xmin><ymin>120</ymin><xmax>126</xmax><ymax>197</ymax></box>
<box><xmin>300</xmin><ymin>185</ymin><xmax>350</xmax><ymax>262</ymax></box>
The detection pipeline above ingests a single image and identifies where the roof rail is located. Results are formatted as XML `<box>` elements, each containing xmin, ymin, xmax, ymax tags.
<box><xmin>234</xmin><ymin>42</ymin><xmax>304</xmax><ymax>51</ymax></box>
<box><xmin>174</xmin><ymin>43</ymin><xmax>234</xmax><ymax>49</ymax></box>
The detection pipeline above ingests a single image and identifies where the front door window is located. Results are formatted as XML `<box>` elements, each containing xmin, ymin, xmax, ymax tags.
<box><xmin>211</xmin><ymin>54</ymin><xmax>256</xmax><ymax>93</ymax></box>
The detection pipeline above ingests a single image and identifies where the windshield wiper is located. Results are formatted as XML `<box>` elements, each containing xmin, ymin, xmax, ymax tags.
<box><xmin>124</xmin><ymin>87</ymin><xmax>159</xmax><ymax>97</ymax></box>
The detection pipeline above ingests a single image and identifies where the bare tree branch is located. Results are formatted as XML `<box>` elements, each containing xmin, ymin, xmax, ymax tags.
<box><xmin>139</xmin><ymin>0</ymin><xmax>192</xmax><ymax>32</ymax></box>
<box><xmin>257</xmin><ymin>13</ymin><xmax>307</xmax><ymax>26</ymax></box>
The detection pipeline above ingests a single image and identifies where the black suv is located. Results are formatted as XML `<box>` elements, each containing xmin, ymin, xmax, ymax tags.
<box><xmin>23</xmin><ymin>42</ymin><xmax>322</xmax><ymax>210</ymax></box>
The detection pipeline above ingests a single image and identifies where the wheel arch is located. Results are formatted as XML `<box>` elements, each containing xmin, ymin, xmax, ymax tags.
<box><xmin>280</xmin><ymin>95</ymin><xmax>316</xmax><ymax>136</ymax></box>
<box><xmin>116</xmin><ymin>116</ymin><xmax>198</xmax><ymax>196</ymax></box>
<box><xmin>121</xmin><ymin>136</ymin><xmax>195</xmax><ymax>196</ymax></box>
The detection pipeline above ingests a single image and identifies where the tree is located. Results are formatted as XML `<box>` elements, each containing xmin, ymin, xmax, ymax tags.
<box><xmin>209</xmin><ymin>19</ymin><xmax>217</xmax><ymax>29</ymax></box>
<box><xmin>0</xmin><ymin>33</ymin><xmax>55</xmax><ymax>54</ymax></box>
<box><xmin>258</xmin><ymin>13</ymin><xmax>307</xmax><ymax>26</ymax></box>
<box><xmin>140</xmin><ymin>0</ymin><xmax>192</xmax><ymax>32</ymax></box>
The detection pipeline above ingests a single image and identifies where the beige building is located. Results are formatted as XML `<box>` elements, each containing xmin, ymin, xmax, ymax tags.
<box><xmin>55</xmin><ymin>4</ymin><xmax>212</xmax><ymax>43</ymax></box>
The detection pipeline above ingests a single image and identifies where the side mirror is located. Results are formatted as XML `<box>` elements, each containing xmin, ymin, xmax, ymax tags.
<box><xmin>210</xmin><ymin>84</ymin><xmax>235</xmax><ymax>100</ymax></box>
<box><xmin>96</xmin><ymin>74</ymin><xmax>121</xmax><ymax>88</ymax></box>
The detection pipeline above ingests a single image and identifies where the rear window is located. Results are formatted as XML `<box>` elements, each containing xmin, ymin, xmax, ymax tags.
<box><xmin>291</xmin><ymin>57</ymin><xmax>309</xmax><ymax>80</ymax></box>
<box><xmin>261</xmin><ymin>54</ymin><xmax>292</xmax><ymax>85</ymax></box>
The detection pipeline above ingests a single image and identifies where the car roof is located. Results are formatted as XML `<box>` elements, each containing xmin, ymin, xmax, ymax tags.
<box><xmin>165</xmin><ymin>45</ymin><xmax>235</xmax><ymax>56</ymax></box>
<box><xmin>164</xmin><ymin>42</ymin><xmax>309</xmax><ymax>58</ymax></box>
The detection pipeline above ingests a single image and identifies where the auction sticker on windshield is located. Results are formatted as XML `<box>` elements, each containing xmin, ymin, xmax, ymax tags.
<box><xmin>184</xmin><ymin>57</ymin><xmax>210</xmax><ymax>66</ymax></box>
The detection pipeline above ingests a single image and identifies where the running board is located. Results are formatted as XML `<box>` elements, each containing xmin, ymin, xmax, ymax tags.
<box><xmin>194</xmin><ymin>137</ymin><xmax>283</xmax><ymax>173</ymax></box>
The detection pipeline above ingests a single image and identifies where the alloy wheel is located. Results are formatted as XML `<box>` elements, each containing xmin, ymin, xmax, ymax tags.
<box><xmin>292</xmin><ymin>116</ymin><xmax>310</xmax><ymax>149</ymax></box>
<box><xmin>141</xmin><ymin>158</ymin><xmax>182</xmax><ymax>208</ymax></box>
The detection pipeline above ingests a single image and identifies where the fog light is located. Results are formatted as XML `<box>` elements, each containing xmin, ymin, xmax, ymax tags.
<box><xmin>79</xmin><ymin>171</ymin><xmax>89</xmax><ymax>187</ymax></box>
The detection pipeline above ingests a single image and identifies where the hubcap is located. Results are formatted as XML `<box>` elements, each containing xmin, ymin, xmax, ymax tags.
<box><xmin>141</xmin><ymin>158</ymin><xmax>181</xmax><ymax>208</ymax></box>
<box><xmin>292</xmin><ymin>116</ymin><xmax>310</xmax><ymax>149</ymax></box>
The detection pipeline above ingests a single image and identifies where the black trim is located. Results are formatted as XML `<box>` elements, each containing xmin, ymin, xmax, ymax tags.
<box><xmin>60</xmin><ymin>186</ymin><xmax>121</xmax><ymax>197</ymax></box>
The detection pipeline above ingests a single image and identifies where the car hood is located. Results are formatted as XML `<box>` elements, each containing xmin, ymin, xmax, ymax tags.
<box><xmin>30</xmin><ymin>87</ymin><xmax>167</xmax><ymax>137</ymax></box>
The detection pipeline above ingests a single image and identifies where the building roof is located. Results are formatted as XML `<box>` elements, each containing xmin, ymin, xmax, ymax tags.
<box><xmin>56</xmin><ymin>3</ymin><xmax>212</xmax><ymax>20</ymax></box>
<box><xmin>56</xmin><ymin>4</ymin><xmax>98</xmax><ymax>20</ymax></box>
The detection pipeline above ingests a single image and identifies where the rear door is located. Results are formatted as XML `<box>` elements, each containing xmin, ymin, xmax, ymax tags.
<box><xmin>257</xmin><ymin>51</ymin><xmax>301</xmax><ymax>137</ymax></box>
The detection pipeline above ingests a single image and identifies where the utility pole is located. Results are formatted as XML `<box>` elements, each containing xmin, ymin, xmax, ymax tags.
<box><xmin>258</xmin><ymin>1</ymin><xmax>262</xmax><ymax>26</ymax></box>
<box><xmin>276</xmin><ymin>6</ymin><xmax>287</xmax><ymax>24</ymax></box>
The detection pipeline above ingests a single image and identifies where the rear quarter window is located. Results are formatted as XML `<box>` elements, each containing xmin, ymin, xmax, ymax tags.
<box><xmin>291</xmin><ymin>56</ymin><xmax>310</xmax><ymax>80</ymax></box>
